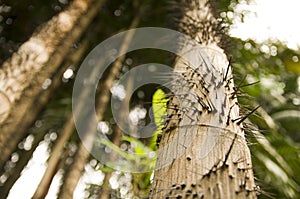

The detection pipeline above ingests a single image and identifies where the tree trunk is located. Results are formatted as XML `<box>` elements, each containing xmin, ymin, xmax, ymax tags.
<box><xmin>32</xmin><ymin>115</ymin><xmax>74</xmax><ymax>199</ymax></box>
<box><xmin>31</xmin><ymin>39</ymin><xmax>89</xmax><ymax>199</ymax></box>
<box><xmin>57</xmin><ymin>15</ymin><xmax>140</xmax><ymax>199</ymax></box>
<box><xmin>97</xmin><ymin>126</ymin><xmax>123</xmax><ymax>199</ymax></box>
<box><xmin>150</xmin><ymin>1</ymin><xmax>257</xmax><ymax>198</ymax></box>
<box><xmin>97</xmin><ymin>68</ymin><xmax>134</xmax><ymax>199</ymax></box>
<box><xmin>0</xmin><ymin>0</ymin><xmax>105</xmax><ymax>171</ymax></box>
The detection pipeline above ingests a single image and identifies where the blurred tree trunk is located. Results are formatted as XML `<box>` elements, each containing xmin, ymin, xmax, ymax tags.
<box><xmin>31</xmin><ymin>39</ymin><xmax>89</xmax><ymax>199</ymax></box>
<box><xmin>97</xmin><ymin>69</ymin><xmax>134</xmax><ymax>199</ymax></box>
<box><xmin>0</xmin><ymin>0</ymin><xmax>105</xmax><ymax>172</ymax></box>
<box><xmin>32</xmin><ymin>115</ymin><xmax>75</xmax><ymax>199</ymax></box>
<box><xmin>0</xmin><ymin>38</ymin><xmax>89</xmax><ymax>199</ymax></box>
<box><xmin>57</xmin><ymin>15</ymin><xmax>140</xmax><ymax>199</ymax></box>
<box><xmin>151</xmin><ymin>1</ymin><xmax>257</xmax><ymax>198</ymax></box>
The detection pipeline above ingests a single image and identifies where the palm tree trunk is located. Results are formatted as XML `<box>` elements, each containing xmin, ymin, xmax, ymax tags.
<box><xmin>151</xmin><ymin>1</ymin><xmax>257</xmax><ymax>198</ymax></box>
<box><xmin>0</xmin><ymin>0</ymin><xmax>105</xmax><ymax>171</ymax></box>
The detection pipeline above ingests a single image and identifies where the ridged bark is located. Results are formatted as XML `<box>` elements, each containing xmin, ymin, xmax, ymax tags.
<box><xmin>151</xmin><ymin>1</ymin><xmax>257</xmax><ymax>198</ymax></box>
<box><xmin>0</xmin><ymin>0</ymin><xmax>105</xmax><ymax>171</ymax></box>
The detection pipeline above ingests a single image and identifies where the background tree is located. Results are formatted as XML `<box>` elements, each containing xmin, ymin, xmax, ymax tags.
<box><xmin>0</xmin><ymin>0</ymin><xmax>299</xmax><ymax>199</ymax></box>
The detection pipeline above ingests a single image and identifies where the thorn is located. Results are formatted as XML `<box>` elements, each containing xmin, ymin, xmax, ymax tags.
<box><xmin>216</xmin><ymin>80</ymin><xmax>223</xmax><ymax>88</ymax></box>
<box><xmin>223</xmin><ymin>96</ymin><xmax>227</xmax><ymax>108</ymax></box>
<box><xmin>219</xmin><ymin>115</ymin><xmax>223</xmax><ymax>123</ymax></box>
<box><xmin>211</xmin><ymin>73</ymin><xmax>216</xmax><ymax>84</ymax></box>
<box><xmin>197</xmin><ymin>96</ymin><xmax>209</xmax><ymax>110</ymax></box>
<box><xmin>240</xmin><ymin>81</ymin><xmax>260</xmax><ymax>88</ymax></box>
<box><xmin>226</xmin><ymin>103</ymin><xmax>236</xmax><ymax>125</ymax></box>
<box><xmin>231</xmin><ymin>74</ymin><xmax>247</xmax><ymax>99</ymax></box>
<box><xmin>235</xmin><ymin>106</ymin><xmax>260</xmax><ymax>125</ymax></box>
<box><xmin>225</xmin><ymin>77</ymin><xmax>234</xmax><ymax>87</ymax></box>
<box><xmin>220</xmin><ymin>105</ymin><xmax>225</xmax><ymax>116</ymax></box>
<box><xmin>223</xmin><ymin>133</ymin><xmax>237</xmax><ymax>166</ymax></box>
<box><xmin>223</xmin><ymin>57</ymin><xmax>232</xmax><ymax>82</ymax></box>
<box><xmin>206</xmin><ymin>99</ymin><xmax>217</xmax><ymax>113</ymax></box>
<box><xmin>185</xmin><ymin>112</ymin><xmax>196</xmax><ymax>123</ymax></box>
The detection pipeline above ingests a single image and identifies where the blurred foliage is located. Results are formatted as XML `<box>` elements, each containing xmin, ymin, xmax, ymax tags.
<box><xmin>0</xmin><ymin>0</ymin><xmax>299</xmax><ymax>198</ymax></box>
<box><xmin>228</xmin><ymin>37</ymin><xmax>300</xmax><ymax>198</ymax></box>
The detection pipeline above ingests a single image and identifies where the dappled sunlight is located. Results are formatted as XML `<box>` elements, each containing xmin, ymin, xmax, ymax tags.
<box><xmin>7</xmin><ymin>142</ymin><xmax>49</xmax><ymax>199</ymax></box>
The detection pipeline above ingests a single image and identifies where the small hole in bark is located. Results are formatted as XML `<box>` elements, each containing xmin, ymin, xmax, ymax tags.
<box><xmin>186</xmin><ymin>189</ymin><xmax>192</xmax><ymax>194</ymax></box>
<box><xmin>240</xmin><ymin>184</ymin><xmax>246</xmax><ymax>188</ymax></box>
<box><xmin>187</xmin><ymin>156</ymin><xmax>192</xmax><ymax>161</ymax></box>
<box><xmin>176</xmin><ymin>195</ymin><xmax>183</xmax><ymax>199</ymax></box>
<box><xmin>181</xmin><ymin>183</ymin><xmax>186</xmax><ymax>189</ymax></box>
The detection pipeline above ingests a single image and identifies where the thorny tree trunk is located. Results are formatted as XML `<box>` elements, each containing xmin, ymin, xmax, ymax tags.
<box><xmin>151</xmin><ymin>1</ymin><xmax>257</xmax><ymax>198</ymax></box>
<box><xmin>0</xmin><ymin>0</ymin><xmax>105</xmax><ymax>171</ymax></box>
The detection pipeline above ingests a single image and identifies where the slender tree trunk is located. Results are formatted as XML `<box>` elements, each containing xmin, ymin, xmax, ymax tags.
<box><xmin>0</xmin><ymin>0</ymin><xmax>105</xmax><ymax>171</ymax></box>
<box><xmin>57</xmin><ymin>15</ymin><xmax>141</xmax><ymax>199</ymax></box>
<box><xmin>32</xmin><ymin>116</ymin><xmax>75</xmax><ymax>199</ymax></box>
<box><xmin>97</xmin><ymin>69</ymin><xmax>134</xmax><ymax>199</ymax></box>
<box><xmin>31</xmin><ymin>39</ymin><xmax>89</xmax><ymax>199</ymax></box>
<box><xmin>151</xmin><ymin>1</ymin><xmax>257</xmax><ymax>198</ymax></box>
<box><xmin>97</xmin><ymin>126</ymin><xmax>123</xmax><ymax>199</ymax></box>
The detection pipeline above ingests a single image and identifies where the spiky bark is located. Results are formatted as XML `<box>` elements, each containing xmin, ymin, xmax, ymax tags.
<box><xmin>151</xmin><ymin>1</ymin><xmax>257</xmax><ymax>198</ymax></box>
<box><xmin>0</xmin><ymin>0</ymin><xmax>105</xmax><ymax>172</ymax></box>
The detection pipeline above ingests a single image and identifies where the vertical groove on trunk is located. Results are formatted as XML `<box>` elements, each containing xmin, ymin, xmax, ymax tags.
<box><xmin>0</xmin><ymin>0</ymin><xmax>106</xmax><ymax>171</ymax></box>
<box><xmin>151</xmin><ymin>1</ymin><xmax>257</xmax><ymax>198</ymax></box>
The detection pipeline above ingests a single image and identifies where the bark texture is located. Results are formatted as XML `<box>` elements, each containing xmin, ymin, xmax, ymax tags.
<box><xmin>0</xmin><ymin>0</ymin><xmax>105</xmax><ymax>171</ymax></box>
<box><xmin>151</xmin><ymin>1</ymin><xmax>257</xmax><ymax>198</ymax></box>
